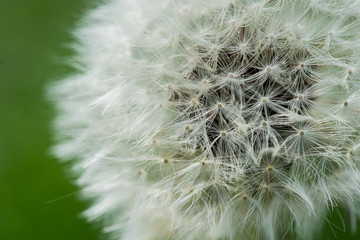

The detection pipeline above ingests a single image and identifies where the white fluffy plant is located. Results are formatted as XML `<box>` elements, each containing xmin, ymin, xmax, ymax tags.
<box><xmin>50</xmin><ymin>0</ymin><xmax>360</xmax><ymax>239</ymax></box>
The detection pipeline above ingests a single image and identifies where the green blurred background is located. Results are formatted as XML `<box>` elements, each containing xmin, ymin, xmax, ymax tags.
<box><xmin>0</xmin><ymin>1</ymin><xmax>101</xmax><ymax>239</ymax></box>
<box><xmin>0</xmin><ymin>1</ymin><xmax>359</xmax><ymax>239</ymax></box>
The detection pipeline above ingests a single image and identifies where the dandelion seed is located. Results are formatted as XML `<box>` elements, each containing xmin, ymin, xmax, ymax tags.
<box><xmin>242</xmin><ymin>194</ymin><xmax>248</xmax><ymax>200</ymax></box>
<box><xmin>267</xmin><ymin>34</ymin><xmax>275</xmax><ymax>40</ymax></box>
<box><xmin>240</xmin><ymin>43</ymin><xmax>247</xmax><ymax>50</ymax></box>
<box><xmin>261</xmin><ymin>121</ymin><xmax>268</xmax><ymax>127</ymax></box>
<box><xmin>228</xmin><ymin>73</ymin><xmax>235</xmax><ymax>78</ymax></box>
<box><xmin>229</xmin><ymin>19</ymin><xmax>236</xmax><ymax>26</ymax></box>
<box><xmin>188</xmin><ymin>59</ymin><xmax>195</xmax><ymax>65</ymax></box>
<box><xmin>211</xmin><ymin>45</ymin><xmax>220</xmax><ymax>52</ymax></box>
<box><xmin>190</xmin><ymin>98</ymin><xmax>199</xmax><ymax>106</ymax></box>
<box><xmin>266</xmin><ymin>166</ymin><xmax>274</xmax><ymax>172</ymax></box>
<box><xmin>262</xmin><ymin>184</ymin><xmax>270</xmax><ymax>191</ymax></box>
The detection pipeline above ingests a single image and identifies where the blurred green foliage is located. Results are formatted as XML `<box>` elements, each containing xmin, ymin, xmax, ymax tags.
<box><xmin>0</xmin><ymin>1</ymin><xmax>100</xmax><ymax>239</ymax></box>
<box><xmin>0</xmin><ymin>0</ymin><xmax>359</xmax><ymax>240</ymax></box>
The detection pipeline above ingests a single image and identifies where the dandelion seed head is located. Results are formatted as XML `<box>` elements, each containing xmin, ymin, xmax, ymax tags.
<box><xmin>51</xmin><ymin>0</ymin><xmax>360</xmax><ymax>239</ymax></box>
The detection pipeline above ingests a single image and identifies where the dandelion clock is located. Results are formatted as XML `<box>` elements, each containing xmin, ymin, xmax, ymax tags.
<box><xmin>50</xmin><ymin>0</ymin><xmax>360</xmax><ymax>239</ymax></box>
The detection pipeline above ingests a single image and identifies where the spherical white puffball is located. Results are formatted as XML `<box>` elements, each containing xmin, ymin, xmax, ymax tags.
<box><xmin>50</xmin><ymin>0</ymin><xmax>360</xmax><ymax>239</ymax></box>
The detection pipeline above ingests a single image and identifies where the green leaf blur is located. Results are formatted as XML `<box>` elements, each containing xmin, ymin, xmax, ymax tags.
<box><xmin>0</xmin><ymin>1</ymin><xmax>100</xmax><ymax>240</ymax></box>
